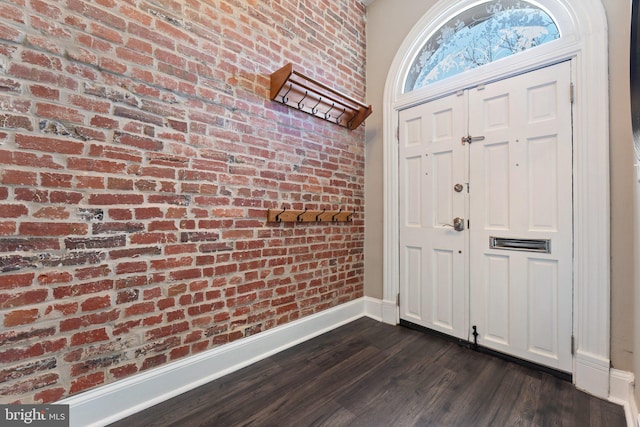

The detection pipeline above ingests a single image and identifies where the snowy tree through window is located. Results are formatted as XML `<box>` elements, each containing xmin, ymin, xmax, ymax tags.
<box><xmin>405</xmin><ymin>1</ymin><xmax>560</xmax><ymax>92</ymax></box>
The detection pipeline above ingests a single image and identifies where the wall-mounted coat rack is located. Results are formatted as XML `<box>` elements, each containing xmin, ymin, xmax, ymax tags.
<box><xmin>267</xmin><ymin>208</ymin><xmax>354</xmax><ymax>223</ymax></box>
<box><xmin>270</xmin><ymin>63</ymin><xmax>372</xmax><ymax>130</ymax></box>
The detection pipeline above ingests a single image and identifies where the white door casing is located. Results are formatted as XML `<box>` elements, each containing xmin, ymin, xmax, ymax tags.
<box><xmin>382</xmin><ymin>0</ymin><xmax>610</xmax><ymax>398</ymax></box>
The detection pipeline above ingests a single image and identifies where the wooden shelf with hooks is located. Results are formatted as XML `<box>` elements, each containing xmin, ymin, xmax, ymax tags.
<box><xmin>269</xmin><ymin>63</ymin><xmax>372</xmax><ymax>130</ymax></box>
<box><xmin>267</xmin><ymin>208</ymin><xmax>354</xmax><ymax>223</ymax></box>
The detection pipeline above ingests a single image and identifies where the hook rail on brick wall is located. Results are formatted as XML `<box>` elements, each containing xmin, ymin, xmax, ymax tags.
<box><xmin>269</xmin><ymin>63</ymin><xmax>372</xmax><ymax>130</ymax></box>
<box><xmin>267</xmin><ymin>208</ymin><xmax>354</xmax><ymax>223</ymax></box>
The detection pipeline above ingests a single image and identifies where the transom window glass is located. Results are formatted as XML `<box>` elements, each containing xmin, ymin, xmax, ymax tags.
<box><xmin>405</xmin><ymin>1</ymin><xmax>560</xmax><ymax>92</ymax></box>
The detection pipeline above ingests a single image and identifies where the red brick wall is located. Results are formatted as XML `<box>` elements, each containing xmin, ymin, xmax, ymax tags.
<box><xmin>0</xmin><ymin>0</ymin><xmax>366</xmax><ymax>403</ymax></box>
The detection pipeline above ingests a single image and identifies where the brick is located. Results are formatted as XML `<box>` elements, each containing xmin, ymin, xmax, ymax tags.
<box><xmin>0</xmin><ymin>339</ymin><xmax>64</xmax><ymax>364</ymax></box>
<box><xmin>37</xmin><ymin>271</ymin><xmax>72</xmax><ymax>285</ymax></box>
<box><xmin>34</xmin><ymin>387</ymin><xmax>65</xmax><ymax>404</ymax></box>
<box><xmin>1</xmin><ymin>254</ymin><xmax>37</xmax><ymax>272</ymax></box>
<box><xmin>109</xmin><ymin>246</ymin><xmax>161</xmax><ymax>259</ymax></box>
<box><xmin>140</xmin><ymin>354</ymin><xmax>167</xmax><ymax>372</ymax></box>
<box><xmin>80</xmin><ymin>295</ymin><xmax>111</xmax><ymax>312</ymax></box>
<box><xmin>35</xmin><ymin>103</ymin><xmax>84</xmax><ymax>123</ymax></box>
<box><xmin>116</xmin><ymin>261</ymin><xmax>147</xmax><ymax>275</ymax></box>
<box><xmin>0</xmin><ymin>23</ymin><xmax>23</xmax><ymax>42</ymax></box>
<box><xmin>33</xmin><ymin>206</ymin><xmax>70</xmax><ymax>219</ymax></box>
<box><xmin>53</xmin><ymin>279</ymin><xmax>114</xmax><ymax>299</ymax></box>
<box><xmin>88</xmin><ymin>194</ymin><xmax>144</xmax><ymax>205</ymax></box>
<box><xmin>59</xmin><ymin>310</ymin><xmax>119</xmax><ymax>332</ymax></box>
<box><xmin>124</xmin><ymin>302</ymin><xmax>154</xmax><ymax>317</ymax></box>
<box><xmin>107</xmin><ymin>177</ymin><xmax>134</xmax><ymax>190</ymax></box>
<box><xmin>90</xmin><ymin>115</ymin><xmax>119</xmax><ymax>129</ymax></box>
<box><xmin>0</xmin><ymin>114</ymin><xmax>32</xmax><ymax>130</ymax></box>
<box><xmin>42</xmin><ymin>251</ymin><xmax>101</xmax><ymax>268</ymax></box>
<box><xmin>0</xmin><ymin>204</ymin><xmax>29</xmax><ymax>218</ymax></box>
<box><xmin>4</xmin><ymin>309</ymin><xmax>40</xmax><ymax>327</ymax></box>
<box><xmin>47</xmin><ymin>302</ymin><xmax>78</xmax><ymax>316</ymax></box>
<box><xmin>0</xmin><ymin>373</ymin><xmax>59</xmax><ymax>397</ymax></box>
<box><xmin>0</xmin><ymin>273</ymin><xmax>34</xmax><ymax>290</ymax></box>
<box><xmin>0</xmin><ymin>149</ymin><xmax>64</xmax><ymax>169</ymax></box>
<box><xmin>68</xmin><ymin>158</ymin><xmax>126</xmax><ymax>174</ymax></box>
<box><xmin>0</xmin><ymin>289</ymin><xmax>49</xmax><ymax>308</ymax></box>
<box><xmin>74</xmin><ymin>265</ymin><xmax>111</xmax><ymax>281</ymax></box>
<box><xmin>30</xmin><ymin>84</ymin><xmax>60</xmax><ymax>100</ymax></box>
<box><xmin>116</xmin><ymin>289</ymin><xmax>139</xmax><ymax>305</ymax></box>
<box><xmin>49</xmin><ymin>191</ymin><xmax>84</xmax><ymax>204</ymax></box>
<box><xmin>110</xmin><ymin>363</ymin><xmax>138</xmax><ymax>379</ymax></box>
<box><xmin>0</xmin><ymin>357</ymin><xmax>56</xmax><ymax>383</ymax></box>
<box><xmin>69</xmin><ymin>372</ymin><xmax>105</xmax><ymax>394</ymax></box>
<box><xmin>70</xmin><ymin>328</ymin><xmax>109</xmax><ymax>347</ymax></box>
<box><xmin>65</xmin><ymin>236</ymin><xmax>126</xmax><ymax>250</ymax></box>
<box><xmin>19</xmin><ymin>222</ymin><xmax>88</xmax><ymax>236</ymax></box>
<box><xmin>114</xmin><ymin>131</ymin><xmax>163</xmax><ymax>151</ymax></box>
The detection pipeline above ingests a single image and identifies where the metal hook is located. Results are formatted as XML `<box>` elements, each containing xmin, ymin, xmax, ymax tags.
<box><xmin>297</xmin><ymin>208</ymin><xmax>307</xmax><ymax>222</ymax></box>
<box><xmin>276</xmin><ymin>207</ymin><xmax>286</xmax><ymax>222</ymax></box>
<box><xmin>336</xmin><ymin>108</ymin><xmax>346</xmax><ymax>125</ymax></box>
<box><xmin>324</xmin><ymin>103</ymin><xmax>335</xmax><ymax>120</ymax></box>
<box><xmin>281</xmin><ymin>84</ymin><xmax>293</xmax><ymax>104</ymax></box>
<box><xmin>316</xmin><ymin>208</ymin><xmax>325</xmax><ymax>222</ymax></box>
<box><xmin>332</xmin><ymin>208</ymin><xmax>342</xmax><ymax>222</ymax></box>
<box><xmin>311</xmin><ymin>97</ymin><xmax>322</xmax><ymax>115</ymax></box>
<box><xmin>346</xmin><ymin>212</ymin><xmax>353</xmax><ymax>222</ymax></box>
<box><xmin>297</xmin><ymin>91</ymin><xmax>308</xmax><ymax>110</ymax></box>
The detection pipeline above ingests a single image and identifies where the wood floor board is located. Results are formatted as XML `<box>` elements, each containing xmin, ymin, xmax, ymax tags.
<box><xmin>109</xmin><ymin>318</ymin><xmax>625</xmax><ymax>427</ymax></box>
<box><xmin>244</xmin><ymin>345</ymin><xmax>391</xmax><ymax>425</ymax></box>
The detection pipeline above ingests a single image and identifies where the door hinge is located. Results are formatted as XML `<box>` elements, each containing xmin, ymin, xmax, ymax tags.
<box><xmin>396</xmin><ymin>126</ymin><xmax>399</xmax><ymax>141</ymax></box>
<box><xmin>570</xmin><ymin>82</ymin><xmax>575</xmax><ymax>104</ymax></box>
<box><xmin>396</xmin><ymin>293</ymin><xmax>400</xmax><ymax>306</ymax></box>
<box><xmin>571</xmin><ymin>335</ymin><xmax>575</xmax><ymax>355</ymax></box>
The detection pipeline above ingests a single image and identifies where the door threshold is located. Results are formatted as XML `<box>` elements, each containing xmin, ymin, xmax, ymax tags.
<box><xmin>399</xmin><ymin>319</ymin><xmax>572</xmax><ymax>383</ymax></box>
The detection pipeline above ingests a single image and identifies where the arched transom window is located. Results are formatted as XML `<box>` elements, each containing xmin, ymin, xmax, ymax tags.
<box><xmin>404</xmin><ymin>1</ymin><xmax>560</xmax><ymax>92</ymax></box>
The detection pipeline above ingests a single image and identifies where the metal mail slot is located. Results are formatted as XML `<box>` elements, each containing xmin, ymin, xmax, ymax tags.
<box><xmin>489</xmin><ymin>237</ymin><xmax>551</xmax><ymax>253</ymax></box>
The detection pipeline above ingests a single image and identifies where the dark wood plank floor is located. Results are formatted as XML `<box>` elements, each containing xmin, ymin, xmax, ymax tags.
<box><xmin>110</xmin><ymin>317</ymin><xmax>625</xmax><ymax>427</ymax></box>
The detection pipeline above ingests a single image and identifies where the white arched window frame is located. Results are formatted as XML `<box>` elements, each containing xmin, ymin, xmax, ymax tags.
<box><xmin>382</xmin><ymin>0</ymin><xmax>610</xmax><ymax>399</ymax></box>
<box><xmin>404</xmin><ymin>1</ymin><xmax>561</xmax><ymax>91</ymax></box>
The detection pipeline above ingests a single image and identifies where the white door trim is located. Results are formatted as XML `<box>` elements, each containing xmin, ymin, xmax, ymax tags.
<box><xmin>382</xmin><ymin>0</ymin><xmax>610</xmax><ymax>398</ymax></box>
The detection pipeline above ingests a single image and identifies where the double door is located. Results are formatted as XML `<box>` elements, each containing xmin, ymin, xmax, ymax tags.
<box><xmin>399</xmin><ymin>61</ymin><xmax>573</xmax><ymax>372</ymax></box>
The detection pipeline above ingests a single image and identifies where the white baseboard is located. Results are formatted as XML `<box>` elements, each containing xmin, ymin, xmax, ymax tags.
<box><xmin>381</xmin><ymin>299</ymin><xmax>397</xmax><ymax>325</ymax></box>
<box><xmin>364</xmin><ymin>296</ymin><xmax>383</xmax><ymax>321</ymax></box>
<box><xmin>609</xmin><ymin>369</ymin><xmax>637</xmax><ymax>427</ymax></box>
<box><xmin>574</xmin><ymin>350</ymin><xmax>611</xmax><ymax>399</ymax></box>
<box><xmin>61</xmin><ymin>297</ymin><xmax>380</xmax><ymax>427</ymax></box>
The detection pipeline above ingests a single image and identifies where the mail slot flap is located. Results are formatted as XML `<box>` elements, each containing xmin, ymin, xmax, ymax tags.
<box><xmin>490</xmin><ymin>237</ymin><xmax>551</xmax><ymax>253</ymax></box>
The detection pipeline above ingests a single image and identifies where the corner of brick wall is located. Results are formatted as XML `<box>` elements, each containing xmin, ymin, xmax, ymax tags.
<box><xmin>0</xmin><ymin>0</ymin><xmax>366</xmax><ymax>403</ymax></box>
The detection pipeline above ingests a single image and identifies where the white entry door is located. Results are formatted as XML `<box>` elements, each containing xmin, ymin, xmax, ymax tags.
<box><xmin>398</xmin><ymin>92</ymin><xmax>468</xmax><ymax>340</ymax></box>
<box><xmin>399</xmin><ymin>61</ymin><xmax>573</xmax><ymax>372</ymax></box>
<box><xmin>468</xmin><ymin>62</ymin><xmax>573</xmax><ymax>372</ymax></box>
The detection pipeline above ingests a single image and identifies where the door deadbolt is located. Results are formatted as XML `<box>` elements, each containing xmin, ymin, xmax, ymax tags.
<box><xmin>454</xmin><ymin>183</ymin><xmax>464</xmax><ymax>193</ymax></box>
